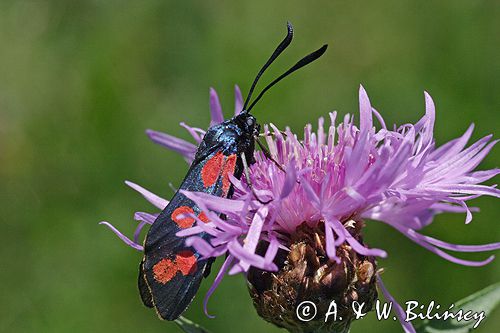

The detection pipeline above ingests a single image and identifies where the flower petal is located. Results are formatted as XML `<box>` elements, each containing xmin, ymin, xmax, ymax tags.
<box><xmin>203</xmin><ymin>255</ymin><xmax>234</xmax><ymax>318</ymax></box>
<box><xmin>234</xmin><ymin>85</ymin><xmax>243</xmax><ymax>115</ymax></box>
<box><xmin>99</xmin><ymin>221</ymin><xmax>143</xmax><ymax>251</ymax></box>
<box><xmin>359</xmin><ymin>85</ymin><xmax>373</xmax><ymax>134</ymax></box>
<box><xmin>377</xmin><ymin>276</ymin><xmax>416</xmax><ymax>333</ymax></box>
<box><xmin>239</xmin><ymin>206</ymin><xmax>270</xmax><ymax>271</ymax></box>
<box><xmin>407</xmin><ymin>228</ymin><xmax>500</xmax><ymax>252</ymax></box>
<box><xmin>393</xmin><ymin>224</ymin><xmax>495</xmax><ymax>266</ymax></box>
<box><xmin>209</xmin><ymin>87</ymin><xmax>224</xmax><ymax>126</ymax></box>
<box><xmin>280</xmin><ymin>160</ymin><xmax>297</xmax><ymax>199</ymax></box>
<box><xmin>180</xmin><ymin>122</ymin><xmax>203</xmax><ymax>144</ymax></box>
<box><xmin>146</xmin><ymin>129</ymin><xmax>197</xmax><ymax>160</ymax></box>
<box><xmin>180</xmin><ymin>190</ymin><xmax>246</xmax><ymax>214</ymax></box>
<box><xmin>125</xmin><ymin>181</ymin><xmax>169</xmax><ymax>210</ymax></box>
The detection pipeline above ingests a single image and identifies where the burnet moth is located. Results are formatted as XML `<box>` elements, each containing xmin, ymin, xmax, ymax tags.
<box><xmin>139</xmin><ymin>22</ymin><xmax>328</xmax><ymax>320</ymax></box>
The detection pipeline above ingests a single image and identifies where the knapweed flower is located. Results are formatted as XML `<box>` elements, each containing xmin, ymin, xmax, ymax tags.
<box><xmin>102</xmin><ymin>85</ymin><xmax>500</xmax><ymax>333</ymax></box>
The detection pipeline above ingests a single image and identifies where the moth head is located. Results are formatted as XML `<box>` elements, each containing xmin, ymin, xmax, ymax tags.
<box><xmin>233</xmin><ymin>112</ymin><xmax>259</xmax><ymax>138</ymax></box>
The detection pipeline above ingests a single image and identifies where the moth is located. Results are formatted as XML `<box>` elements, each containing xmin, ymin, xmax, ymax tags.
<box><xmin>139</xmin><ymin>22</ymin><xmax>327</xmax><ymax>320</ymax></box>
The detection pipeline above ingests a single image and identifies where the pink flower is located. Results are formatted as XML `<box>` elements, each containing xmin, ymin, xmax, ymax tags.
<box><xmin>102</xmin><ymin>85</ymin><xmax>499</xmax><ymax>333</ymax></box>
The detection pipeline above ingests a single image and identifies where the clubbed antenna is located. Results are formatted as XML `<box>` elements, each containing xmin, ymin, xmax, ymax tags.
<box><xmin>242</xmin><ymin>22</ymin><xmax>328</xmax><ymax>114</ymax></box>
<box><xmin>246</xmin><ymin>44</ymin><xmax>327</xmax><ymax>113</ymax></box>
<box><xmin>242</xmin><ymin>22</ymin><xmax>294</xmax><ymax>112</ymax></box>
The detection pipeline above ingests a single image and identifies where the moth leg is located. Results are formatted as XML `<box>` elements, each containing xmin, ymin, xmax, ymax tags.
<box><xmin>255</xmin><ymin>137</ymin><xmax>286</xmax><ymax>173</ymax></box>
<box><xmin>241</xmin><ymin>152</ymin><xmax>273</xmax><ymax>205</ymax></box>
<box><xmin>203</xmin><ymin>257</ymin><xmax>216</xmax><ymax>278</ymax></box>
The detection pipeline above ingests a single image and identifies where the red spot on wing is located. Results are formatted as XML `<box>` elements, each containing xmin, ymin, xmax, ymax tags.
<box><xmin>198</xmin><ymin>211</ymin><xmax>210</xmax><ymax>223</ymax></box>
<box><xmin>201</xmin><ymin>151</ymin><xmax>225</xmax><ymax>188</ymax></box>
<box><xmin>152</xmin><ymin>258</ymin><xmax>177</xmax><ymax>284</ymax></box>
<box><xmin>222</xmin><ymin>154</ymin><xmax>237</xmax><ymax>195</ymax></box>
<box><xmin>152</xmin><ymin>251</ymin><xmax>198</xmax><ymax>284</ymax></box>
<box><xmin>171</xmin><ymin>206</ymin><xmax>195</xmax><ymax>228</ymax></box>
<box><xmin>175</xmin><ymin>251</ymin><xmax>198</xmax><ymax>275</ymax></box>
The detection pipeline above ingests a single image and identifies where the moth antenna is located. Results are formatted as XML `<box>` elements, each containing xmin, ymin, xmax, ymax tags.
<box><xmin>242</xmin><ymin>22</ymin><xmax>294</xmax><ymax>112</ymax></box>
<box><xmin>246</xmin><ymin>44</ymin><xmax>328</xmax><ymax>113</ymax></box>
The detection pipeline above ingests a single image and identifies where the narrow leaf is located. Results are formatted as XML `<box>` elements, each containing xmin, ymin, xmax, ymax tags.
<box><xmin>174</xmin><ymin>316</ymin><xmax>211</xmax><ymax>333</ymax></box>
<box><xmin>417</xmin><ymin>282</ymin><xmax>500</xmax><ymax>332</ymax></box>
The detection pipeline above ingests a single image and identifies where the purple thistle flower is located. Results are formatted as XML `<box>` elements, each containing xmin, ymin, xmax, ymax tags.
<box><xmin>101</xmin><ymin>85</ymin><xmax>499</xmax><ymax>333</ymax></box>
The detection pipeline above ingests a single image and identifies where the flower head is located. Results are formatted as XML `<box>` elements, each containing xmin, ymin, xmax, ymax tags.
<box><xmin>102</xmin><ymin>85</ymin><xmax>500</xmax><ymax>333</ymax></box>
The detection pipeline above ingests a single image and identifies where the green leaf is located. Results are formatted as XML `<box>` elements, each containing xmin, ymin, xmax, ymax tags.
<box><xmin>174</xmin><ymin>316</ymin><xmax>212</xmax><ymax>333</ymax></box>
<box><xmin>417</xmin><ymin>282</ymin><xmax>500</xmax><ymax>333</ymax></box>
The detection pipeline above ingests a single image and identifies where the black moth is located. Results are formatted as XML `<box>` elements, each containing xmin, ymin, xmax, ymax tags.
<box><xmin>139</xmin><ymin>22</ymin><xmax>327</xmax><ymax>320</ymax></box>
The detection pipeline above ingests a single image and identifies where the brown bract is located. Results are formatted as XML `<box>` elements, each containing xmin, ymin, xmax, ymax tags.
<box><xmin>247</xmin><ymin>221</ymin><xmax>378</xmax><ymax>333</ymax></box>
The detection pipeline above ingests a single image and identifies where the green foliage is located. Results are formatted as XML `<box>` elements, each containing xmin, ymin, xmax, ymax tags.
<box><xmin>417</xmin><ymin>283</ymin><xmax>500</xmax><ymax>333</ymax></box>
<box><xmin>175</xmin><ymin>316</ymin><xmax>211</xmax><ymax>333</ymax></box>
<box><xmin>0</xmin><ymin>1</ymin><xmax>498</xmax><ymax>333</ymax></box>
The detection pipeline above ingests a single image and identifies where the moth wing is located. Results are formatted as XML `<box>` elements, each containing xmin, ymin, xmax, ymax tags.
<box><xmin>142</xmin><ymin>249</ymin><xmax>211</xmax><ymax>320</ymax></box>
<box><xmin>138</xmin><ymin>261</ymin><xmax>154</xmax><ymax>308</ymax></box>
<box><xmin>140</xmin><ymin>148</ymin><xmax>238</xmax><ymax>320</ymax></box>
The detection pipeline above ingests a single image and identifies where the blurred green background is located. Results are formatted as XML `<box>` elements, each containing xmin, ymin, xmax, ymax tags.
<box><xmin>1</xmin><ymin>1</ymin><xmax>499</xmax><ymax>332</ymax></box>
